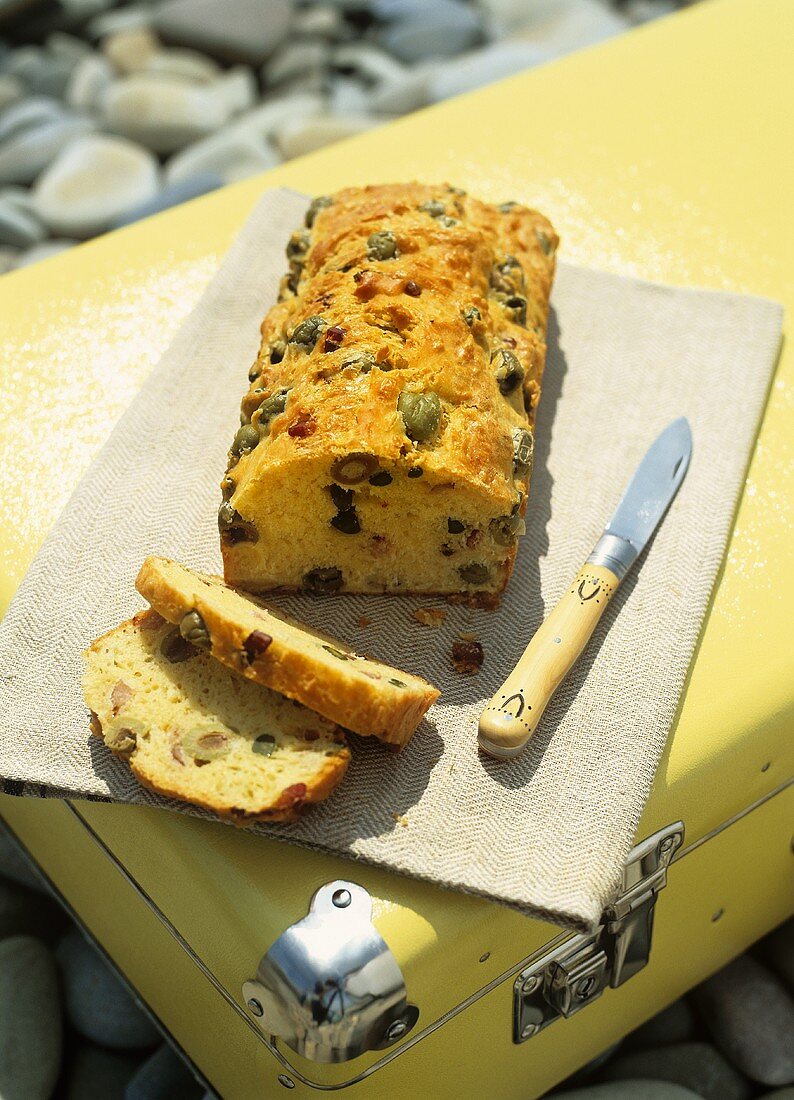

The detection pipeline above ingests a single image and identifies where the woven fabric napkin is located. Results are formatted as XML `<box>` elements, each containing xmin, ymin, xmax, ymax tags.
<box><xmin>0</xmin><ymin>187</ymin><xmax>782</xmax><ymax>932</ymax></box>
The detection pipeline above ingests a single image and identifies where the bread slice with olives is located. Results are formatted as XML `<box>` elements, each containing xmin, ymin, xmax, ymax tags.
<box><xmin>83</xmin><ymin>609</ymin><xmax>350</xmax><ymax>824</ymax></box>
<box><xmin>135</xmin><ymin>556</ymin><xmax>439</xmax><ymax>749</ymax></box>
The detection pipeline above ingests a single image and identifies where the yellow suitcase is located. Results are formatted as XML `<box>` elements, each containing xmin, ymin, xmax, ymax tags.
<box><xmin>1</xmin><ymin>1</ymin><xmax>791</xmax><ymax>1096</ymax></box>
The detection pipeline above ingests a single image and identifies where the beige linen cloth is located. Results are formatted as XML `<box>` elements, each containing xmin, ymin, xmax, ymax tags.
<box><xmin>0</xmin><ymin>188</ymin><xmax>783</xmax><ymax>932</ymax></box>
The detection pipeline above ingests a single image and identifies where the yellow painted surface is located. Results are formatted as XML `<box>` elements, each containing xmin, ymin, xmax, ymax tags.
<box><xmin>0</xmin><ymin>0</ymin><xmax>793</xmax><ymax>1091</ymax></box>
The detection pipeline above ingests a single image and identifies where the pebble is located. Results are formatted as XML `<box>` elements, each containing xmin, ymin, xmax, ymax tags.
<box><xmin>761</xmin><ymin>919</ymin><xmax>794</xmax><ymax>991</ymax></box>
<box><xmin>0</xmin><ymin>827</ymin><xmax>49</xmax><ymax>892</ymax></box>
<box><xmin>34</xmin><ymin>133</ymin><xmax>159</xmax><ymax>237</ymax></box>
<box><xmin>14</xmin><ymin>238</ymin><xmax>77</xmax><ymax>267</ymax></box>
<box><xmin>0</xmin><ymin>876</ymin><xmax>66</xmax><ymax>941</ymax></box>
<box><xmin>694</xmin><ymin>955</ymin><xmax>794</xmax><ymax>1087</ymax></box>
<box><xmin>232</xmin><ymin>91</ymin><xmax>325</xmax><ymax>143</ymax></box>
<box><xmin>103</xmin><ymin>74</ymin><xmax>232</xmax><ymax>154</ymax></box>
<box><xmin>0</xmin><ymin>74</ymin><xmax>23</xmax><ymax>112</ymax></box>
<box><xmin>0</xmin><ymin>115</ymin><xmax>93</xmax><ymax>185</ymax></box>
<box><xmin>57</xmin><ymin>927</ymin><xmax>161</xmax><ymax>1050</ymax></box>
<box><xmin>0</xmin><ymin>194</ymin><xmax>45</xmax><ymax>246</ymax></box>
<box><xmin>154</xmin><ymin>0</ymin><xmax>293</xmax><ymax>65</ymax></box>
<box><xmin>0</xmin><ymin>96</ymin><xmax>68</xmax><ymax>144</ymax></box>
<box><xmin>625</xmin><ymin>998</ymin><xmax>698</xmax><ymax>1049</ymax></box>
<box><xmin>103</xmin><ymin>28</ymin><xmax>160</xmax><ymax>76</ymax></box>
<box><xmin>64</xmin><ymin>1044</ymin><xmax>141</xmax><ymax>1099</ymax></box>
<box><xmin>555</xmin><ymin>1082</ymin><xmax>703</xmax><ymax>1100</ymax></box>
<box><xmin>86</xmin><ymin>5</ymin><xmax>154</xmax><ymax>41</ymax></box>
<box><xmin>375</xmin><ymin>0</ymin><xmax>484</xmax><ymax>63</ymax></box>
<box><xmin>65</xmin><ymin>53</ymin><xmax>115</xmax><ymax>113</ymax></box>
<box><xmin>124</xmin><ymin>1042</ymin><xmax>203</xmax><ymax>1100</ymax></box>
<box><xmin>46</xmin><ymin>32</ymin><xmax>92</xmax><ymax>63</ymax></box>
<box><xmin>274</xmin><ymin>112</ymin><xmax>378</xmax><ymax>159</ymax></box>
<box><xmin>165</xmin><ymin>129</ymin><xmax>278</xmax><ymax>185</ymax></box>
<box><xmin>2</xmin><ymin>45</ymin><xmax>48</xmax><ymax>87</ymax></box>
<box><xmin>507</xmin><ymin>0</ymin><xmax>629</xmax><ymax>58</ymax></box>
<box><xmin>144</xmin><ymin>47</ymin><xmax>221</xmax><ymax>84</ymax></box>
<box><xmin>603</xmin><ymin>1041</ymin><xmax>753</xmax><ymax>1100</ymax></box>
<box><xmin>0</xmin><ymin>936</ymin><xmax>62</xmax><ymax>1100</ymax></box>
<box><xmin>25</xmin><ymin>55</ymin><xmax>78</xmax><ymax>99</ymax></box>
<box><xmin>266</xmin><ymin>39</ymin><xmax>331</xmax><ymax>88</ymax></box>
<box><xmin>478</xmin><ymin>0</ymin><xmax>542</xmax><ymax>36</ymax></box>
<box><xmin>113</xmin><ymin>171</ymin><xmax>221</xmax><ymax>226</ymax></box>
<box><xmin>331</xmin><ymin>42</ymin><xmax>430</xmax><ymax>114</ymax></box>
<box><xmin>215</xmin><ymin>66</ymin><xmax>258</xmax><ymax>115</ymax></box>
<box><xmin>293</xmin><ymin>5</ymin><xmax>348</xmax><ymax>39</ymax></box>
<box><xmin>329</xmin><ymin>76</ymin><xmax>371</xmax><ymax>116</ymax></box>
<box><xmin>429</xmin><ymin>40</ymin><xmax>544</xmax><ymax>102</ymax></box>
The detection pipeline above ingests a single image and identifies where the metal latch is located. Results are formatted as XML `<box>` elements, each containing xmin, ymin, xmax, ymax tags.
<box><xmin>514</xmin><ymin>821</ymin><xmax>683</xmax><ymax>1043</ymax></box>
<box><xmin>243</xmin><ymin>880</ymin><xmax>418</xmax><ymax>1064</ymax></box>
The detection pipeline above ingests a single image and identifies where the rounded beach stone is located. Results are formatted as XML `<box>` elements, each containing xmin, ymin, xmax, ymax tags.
<box><xmin>33</xmin><ymin>134</ymin><xmax>159</xmax><ymax>238</ymax></box>
<box><xmin>0</xmin><ymin>116</ymin><xmax>94</xmax><ymax>186</ymax></box>
<box><xmin>554</xmin><ymin>1082</ymin><xmax>702</xmax><ymax>1100</ymax></box>
<box><xmin>0</xmin><ymin>96</ymin><xmax>68</xmax><ymax>145</ymax></box>
<box><xmin>164</xmin><ymin>130</ymin><xmax>278</xmax><ymax>185</ymax></box>
<box><xmin>375</xmin><ymin>0</ymin><xmax>483</xmax><ymax>63</ymax></box>
<box><xmin>112</xmin><ymin>172</ymin><xmax>221</xmax><ymax>227</ymax></box>
<box><xmin>0</xmin><ymin>935</ymin><xmax>62</xmax><ymax>1100</ymax></box>
<box><xmin>603</xmin><ymin>1042</ymin><xmax>753</xmax><ymax>1100</ymax></box>
<box><xmin>0</xmin><ymin>75</ymin><xmax>23</xmax><ymax>112</ymax></box>
<box><xmin>625</xmin><ymin>998</ymin><xmax>697</xmax><ymax>1049</ymax></box>
<box><xmin>143</xmin><ymin>47</ymin><xmax>221</xmax><ymax>84</ymax></box>
<box><xmin>429</xmin><ymin>40</ymin><xmax>543</xmax><ymax>103</ymax></box>
<box><xmin>64</xmin><ymin>1044</ymin><xmax>141</xmax><ymax>1098</ymax></box>
<box><xmin>153</xmin><ymin>0</ymin><xmax>293</xmax><ymax>65</ymax></box>
<box><xmin>102</xmin><ymin>28</ymin><xmax>159</xmax><ymax>76</ymax></box>
<box><xmin>66</xmin><ymin>54</ymin><xmax>115</xmax><ymax>113</ymax></box>
<box><xmin>124</xmin><ymin>1042</ymin><xmax>203</xmax><ymax>1100</ymax></box>
<box><xmin>0</xmin><ymin>196</ymin><xmax>45</xmax><ymax>247</ymax></box>
<box><xmin>103</xmin><ymin>74</ymin><xmax>232</xmax><ymax>154</ymax></box>
<box><xmin>274</xmin><ymin>113</ymin><xmax>377</xmax><ymax>159</ymax></box>
<box><xmin>57</xmin><ymin>927</ymin><xmax>160</xmax><ymax>1050</ymax></box>
<box><xmin>0</xmin><ymin>876</ymin><xmax>66</xmax><ymax>941</ymax></box>
<box><xmin>14</xmin><ymin>239</ymin><xmax>77</xmax><ymax>268</ymax></box>
<box><xmin>694</xmin><ymin>954</ymin><xmax>794</xmax><ymax>1087</ymax></box>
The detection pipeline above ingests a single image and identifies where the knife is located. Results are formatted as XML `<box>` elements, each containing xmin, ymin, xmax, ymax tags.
<box><xmin>478</xmin><ymin>417</ymin><xmax>693</xmax><ymax>759</ymax></box>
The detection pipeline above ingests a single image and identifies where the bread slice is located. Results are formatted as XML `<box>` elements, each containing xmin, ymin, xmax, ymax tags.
<box><xmin>83</xmin><ymin>609</ymin><xmax>350</xmax><ymax>824</ymax></box>
<box><xmin>135</xmin><ymin>556</ymin><xmax>440</xmax><ymax>749</ymax></box>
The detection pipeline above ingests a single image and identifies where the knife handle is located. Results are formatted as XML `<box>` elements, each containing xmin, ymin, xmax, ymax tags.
<box><xmin>478</xmin><ymin>563</ymin><xmax>620</xmax><ymax>759</ymax></box>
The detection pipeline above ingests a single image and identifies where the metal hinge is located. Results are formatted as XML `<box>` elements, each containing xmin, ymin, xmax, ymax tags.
<box><xmin>514</xmin><ymin>821</ymin><xmax>684</xmax><ymax>1043</ymax></box>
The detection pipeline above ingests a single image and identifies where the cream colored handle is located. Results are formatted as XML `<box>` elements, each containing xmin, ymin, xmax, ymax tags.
<box><xmin>478</xmin><ymin>564</ymin><xmax>619</xmax><ymax>759</ymax></box>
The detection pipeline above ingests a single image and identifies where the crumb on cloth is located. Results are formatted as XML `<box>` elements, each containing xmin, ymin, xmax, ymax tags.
<box><xmin>412</xmin><ymin>607</ymin><xmax>446</xmax><ymax>628</ymax></box>
<box><xmin>451</xmin><ymin>638</ymin><xmax>484</xmax><ymax>675</ymax></box>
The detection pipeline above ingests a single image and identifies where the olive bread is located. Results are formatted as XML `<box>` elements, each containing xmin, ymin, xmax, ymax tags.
<box><xmin>83</xmin><ymin>609</ymin><xmax>350</xmax><ymax>824</ymax></box>
<box><xmin>136</xmin><ymin>556</ymin><xmax>440</xmax><ymax>749</ymax></box>
<box><xmin>221</xmin><ymin>182</ymin><xmax>557</xmax><ymax>606</ymax></box>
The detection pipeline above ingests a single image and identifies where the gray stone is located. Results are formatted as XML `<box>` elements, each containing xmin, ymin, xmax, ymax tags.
<box><xmin>375</xmin><ymin>0</ymin><xmax>484</xmax><ymax>63</ymax></box>
<box><xmin>0</xmin><ymin>115</ymin><xmax>94</xmax><ymax>185</ymax></box>
<box><xmin>555</xmin><ymin>1082</ymin><xmax>703</xmax><ymax>1100</ymax></box>
<box><xmin>428</xmin><ymin>40</ymin><xmax>543</xmax><ymax>103</ymax></box>
<box><xmin>0</xmin><ymin>74</ymin><xmax>23</xmax><ymax>112</ymax></box>
<box><xmin>154</xmin><ymin>0</ymin><xmax>293</xmax><ymax>65</ymax></box>
<box><xmin>274</xmin><ymin>112</ymin><xmax>378</xmax><ymax>159</ymax></box>
<box><xmin>114</xmin><ymin>172</ymin><xmax>221</xmax><ymax>226</ymax></box>
<box><xmin>293</xmin><ymin>5</ymin><xmax>347</xmax><ymax>39</ymax></box>
<box><xmin>0</xmin><ymin>827</ymin><xmax>50</xmax><ymax>892</ymax></box>
<box><xmin>25</xmin><ymin>54</ymin><xmax>78</xmax><ymax>99</ymax></box>
<box><xmin>328</xmin><ymin>76</ymin><xmax>371</xmax><ymax>116</ymax></box>
<box><xmin>694</xmin><ymin>954</ymin><xmax>794</xmax><ymax>1087</ymax></box>
<box><xmin>14</xmin><ymin>238</ymin><xmax>77</xmax><ymax>267</ymax></box>
<box><xmin>331</xmin><ymin>42</ymin><xmax>430</xmax><ymax>115</ymax></box>
<box><xmin>57</xmin><ymin>927</ymin><xmax>161</xmax><ymax>1050</ymax></box>
<box><xmin>0</xmin><ymin>196</ymin><xmax>45</xmax><ymax>246</ymax></box>
<box><xmin>0</xmin><ymin>935</ymin><xmax>62</xmax><ymax>1100</ymax></box>
<box><xmin>625</xmin><ymin>998</ymin><xmax>698</xmax><ymax>1049</ymax></box>
<box><xmin>103</xmin><ymin>74</ymin><xmax>233</xmax><ymax>154</ymax></box>
<box><xmin>86</xmin><ymin>5</ymin><xmax>154</xmax><ymax>42</ymax></box>
<box><xmin>265</xmin><ymin>39</ymin><xmax>330</xmax><ymax>88</ymax></box>
<box><xmin>65</xmin><ymin>54</ymin><xmax>115</xmax><ymax>113</ymax></box>
<box><xmin>761</xmin><ymin>919</ymin><xmax>794</xmax><ymax>991</ymax></box>
<box><xmin>124</xmin><ymin>1042</ymin><xmax>203</xmax><ymax>1100</ymax></box>
<box><xmin>603</xmin><ymin>1042</ymin><xmax>753</xmax><ymax>1100</ymax></box>
<box><xmin>144</xmin><ymin>48</ymin><xmax>221</xmax><ymax>84</ymax></box>
<box><xmin>164</xmin><ymin>129</ymin><xmax>278</xmax><ymax>185</ymax></box>
<box><xmin>0</xmin><ymin>96</ymin><xmax>67</xmax><ymax>144</ymax></box>
<box><xmin>1</xmin><ymin>45</ymin><xmax>48</xmax><ymax>87</ymax></box>
<box><xmin>0</xmin><ymin>246</ymin><xmax>19</xmax><ymax>273</ymax></box>
<box><xmin>214</xmin><ymin>66</ymin><xmax>258</xmax><ymax>115</ymax></box>
<box><xmin>64</xmin><ymin>1044</ymin><xmax>141</xmax><ymax>1099</ymax></box>
<box><xmin>46</xmin><ymin>31</ymin><xmax>92</xmax><ymax>63</ymax></box>
<box><xmin>232</xmin><ymin>91</ymin><xmax>325</xmax><ymax>142</ymax></box>
<box><xmin>34</xmin><ymin>134</ymin><xmax>159</xmax><ymax>237</ymax></box>
<box><xmin>0</xmin><ymin>875</ymin><xmax>66</xmax><ymax>941</ymax></box>
<box><xmin>507</xmin><ymin>0</ymin><xmax>629</xmax><ymax>58</ymax></box>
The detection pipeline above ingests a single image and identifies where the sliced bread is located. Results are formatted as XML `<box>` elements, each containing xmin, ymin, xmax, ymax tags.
<box><xmin>83</xmin><ymin>609</ymin><xmax>350</xmax><ymax>824</ymax></box>
<box><xmin>135</xmin><ymin>556</ymin><xmax>440</xmax><ymax>748</ymax></box>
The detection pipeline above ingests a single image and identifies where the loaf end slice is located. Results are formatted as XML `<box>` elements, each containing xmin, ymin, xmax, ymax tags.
<box><xmin>82</xmin><ymin>609</ymin><xmax>350</xmax><ymax>824</ymax></box>
<box><xmin>135</xmin><ymin>556</ymin><xmax>440</xmax><ymax>749</ymax></box>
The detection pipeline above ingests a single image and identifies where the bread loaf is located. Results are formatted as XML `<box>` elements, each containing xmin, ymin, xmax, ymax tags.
<box><xmin>82</xmin><ymin>609</ymin><xmax>349</xmax><ymax>823</ymax></box>
<box><xmin>136</xmin><ymin>556</ymin><xmax>439</xmax><ymax>749</ymax></box>
<box><xmin>220</xmin><ymin>183</ymin><xmax>557</xmax><ymax>606</ymax></box>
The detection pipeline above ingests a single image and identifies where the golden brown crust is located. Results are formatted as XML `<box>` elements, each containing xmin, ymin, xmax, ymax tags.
<box><xmin>135</xmin><ymin>556</ymin><xmax>440</xmax><ymax>749</ymax></box>
<box><xmin>221</xmin><ymin>182</ymin><xmax>557</xmax><ymax>604</ymax></box>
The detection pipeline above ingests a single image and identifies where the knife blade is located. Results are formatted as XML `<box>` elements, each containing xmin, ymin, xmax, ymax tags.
<box><xmin>478</xmin><ymin>417</ymin><xmax>693</xmax><ymax>759</ymax></box>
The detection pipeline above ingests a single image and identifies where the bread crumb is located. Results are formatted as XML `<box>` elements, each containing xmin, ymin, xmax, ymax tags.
<box><xmin>357</xmin><ymin>615</ymin><xmax>372</xmax><ymax>628</ymax></box>
<box><xmin>392</xmin><ymin>812</ymin><xmax>409</xmax><ymax>827</ymax></box>
<box><xmin>457</xmin><ymin>631</ymin><xmax>478</xmax><ymax>642</ymax></box>
<box><xmin>451</xmin><ymin>639</ymin><xmax>484</xmax><ymax>675</ymax></box>
<box><xmin>412</xmin><ymin>607</ymin><xmax>446</xmax><ymax>628</ymax></box>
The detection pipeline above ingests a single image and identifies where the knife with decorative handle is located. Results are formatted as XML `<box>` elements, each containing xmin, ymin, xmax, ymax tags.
<box><xmin>478</xmin><ymin>417</ymin><xmax>693</xmax><ymax>759</ymax></box>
